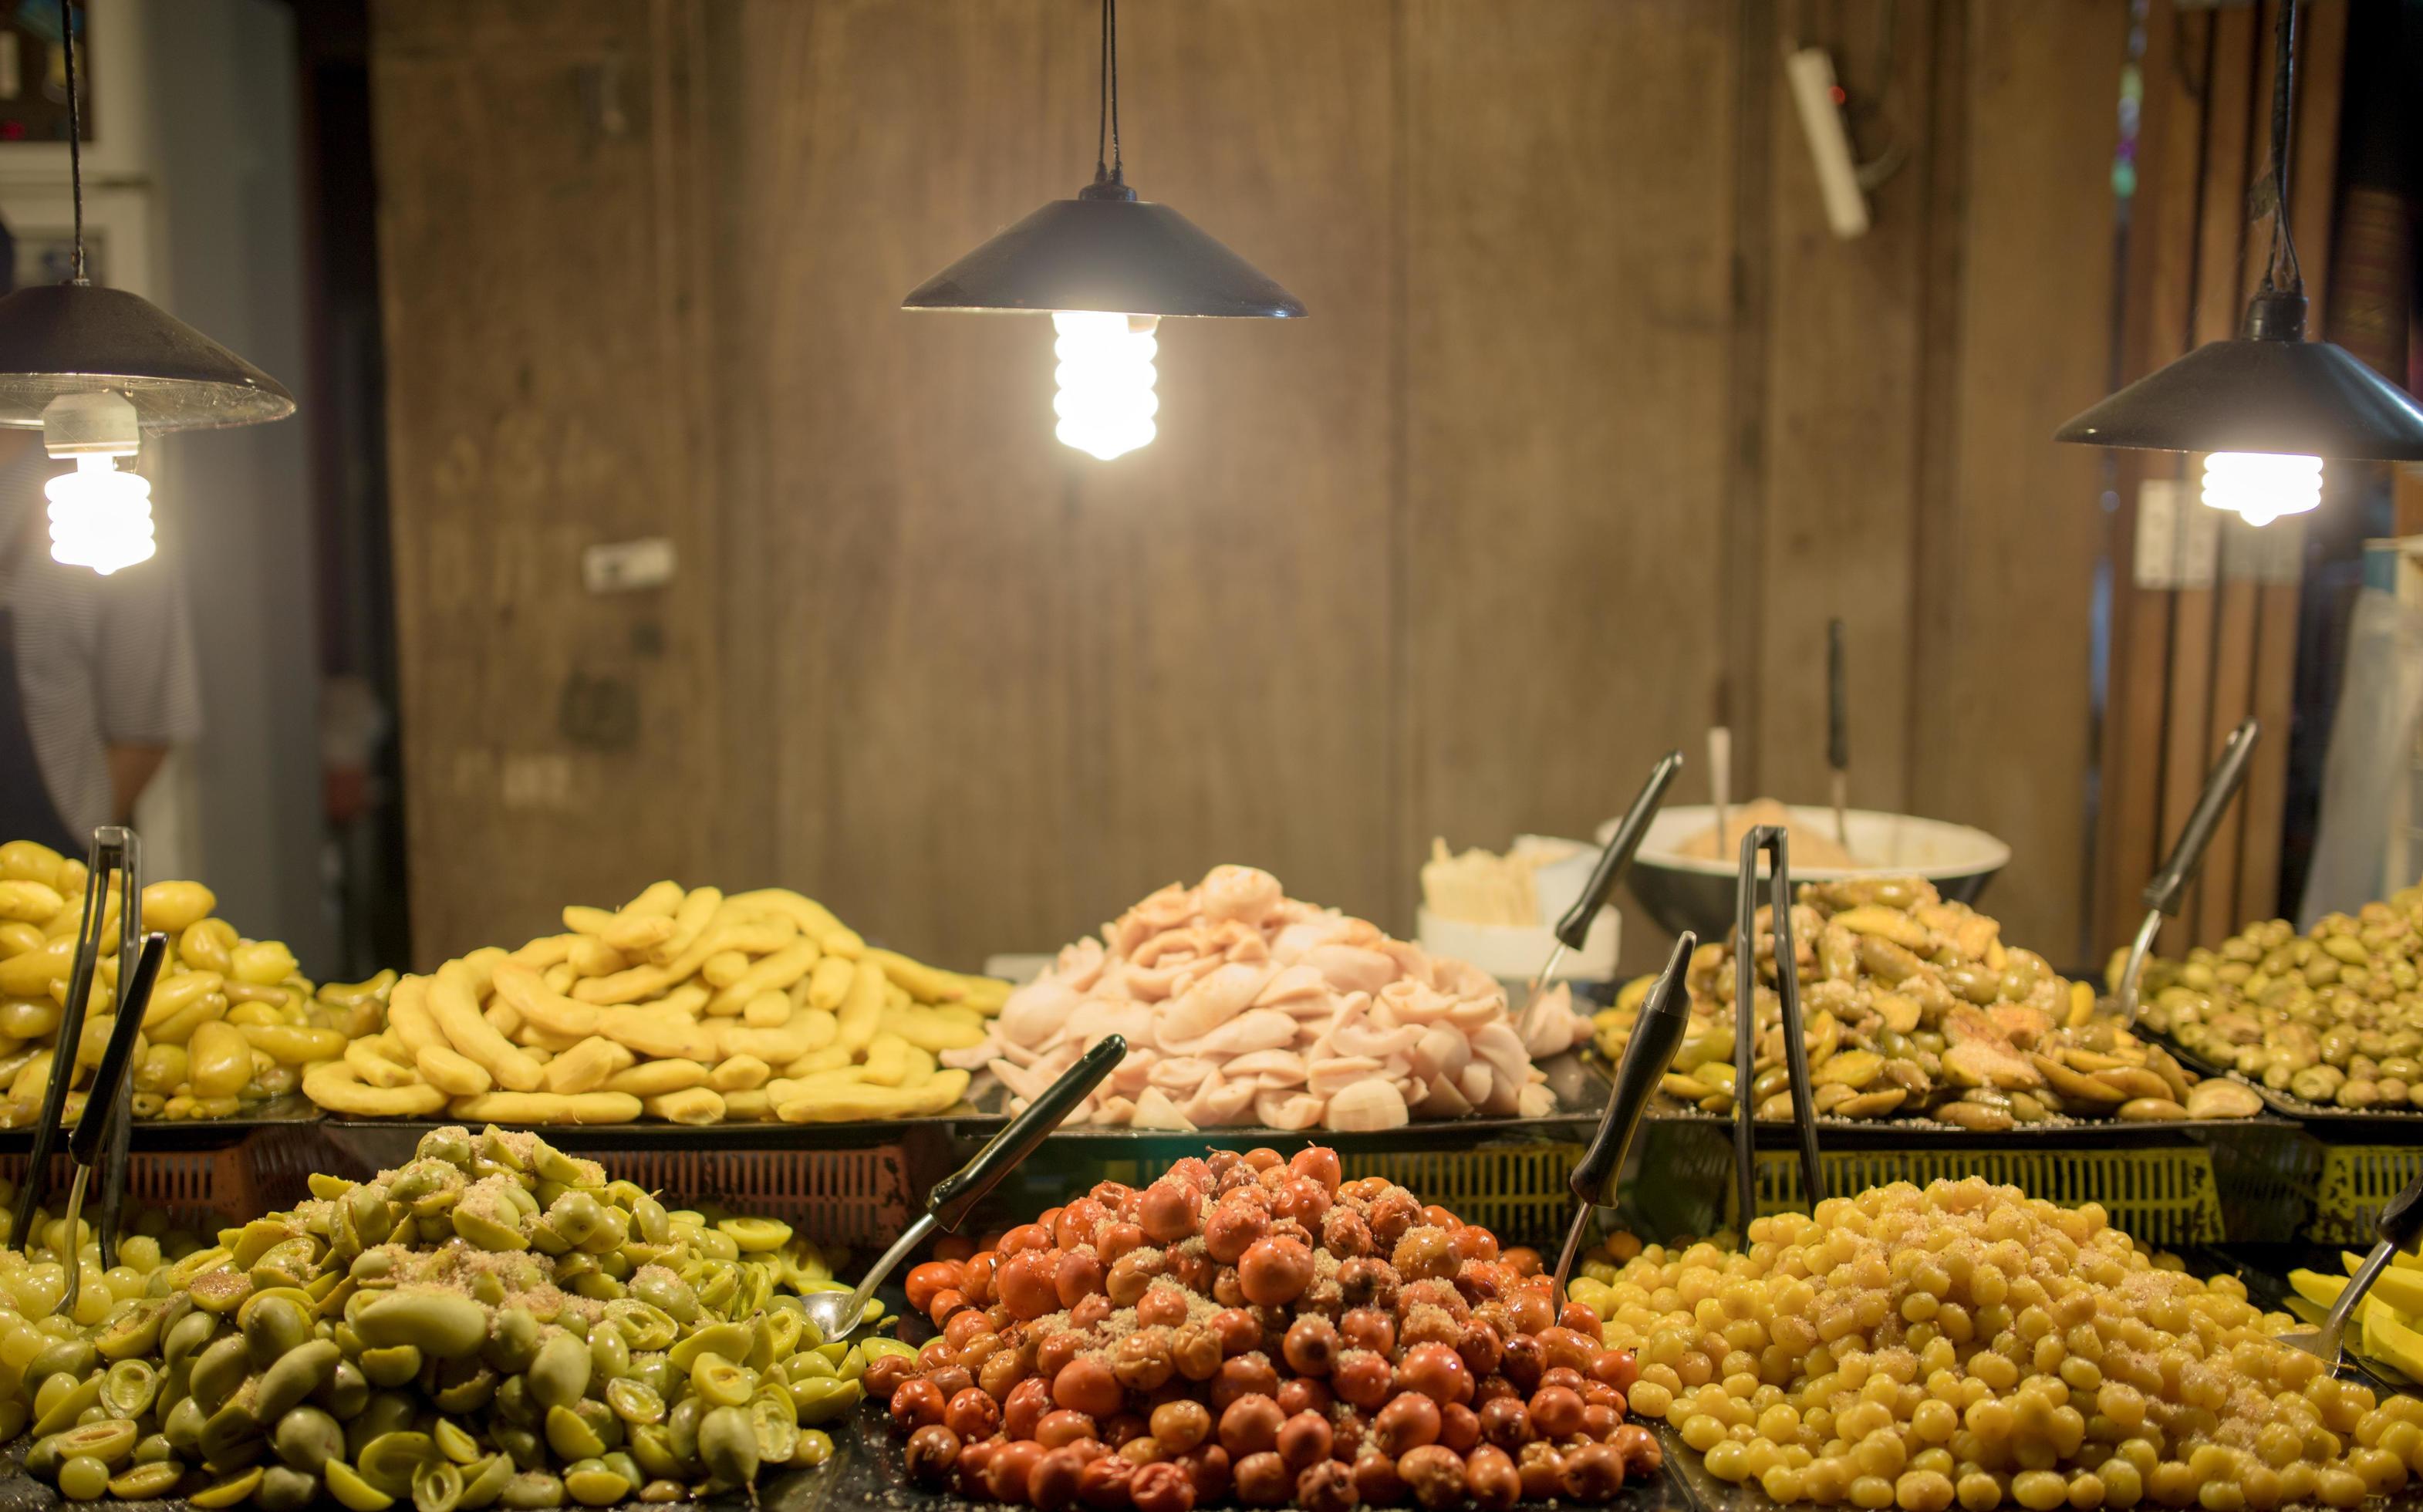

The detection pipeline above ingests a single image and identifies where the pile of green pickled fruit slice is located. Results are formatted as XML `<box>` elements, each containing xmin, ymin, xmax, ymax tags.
<box><xmin>2</xmin><ymin>1125</ymin><xmax>895</xmax><ymax>1507</ymax></box>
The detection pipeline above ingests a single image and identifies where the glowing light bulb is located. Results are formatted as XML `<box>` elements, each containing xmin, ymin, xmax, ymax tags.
<box><xmin>2200</xmin><ymin>451</ymin><xmax>2322</xmax><ymax>528</ymax></box>
<box><xmin>46</xmin><ymin>455</ymin><xmax>154</xmax><ymax>575</ymax></box>
<box><xmin>1052</xmin><ymin>311</ymin><xmax>1158</xmax><ymax>461</ymax></box>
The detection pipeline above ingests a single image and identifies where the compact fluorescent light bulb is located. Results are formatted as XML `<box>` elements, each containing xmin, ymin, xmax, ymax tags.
<box><xmin>40</xmin><ymin>391</ymin><xmax>153</xmax><ymax>575</ymax></box>
<box><xmin>2200</xmin><ymin>451</ymin><xmax>2322</xmax><ymax>528</ymax></box>
<box><xmin>46</xmin><ymin>455</ymin><xmax>154</xmax><ymax>575</ymax></box>
<box><xmin>1052</xmin><ymin>311</ymin><xmax>1158</xmax><ymax>461</ymax></box>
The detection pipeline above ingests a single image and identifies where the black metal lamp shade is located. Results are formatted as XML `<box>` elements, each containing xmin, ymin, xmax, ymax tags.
<box><xmin>2056</xmin><ymin>292</ymin><xmax>2423</xmax><ymax>461</ymax></box>
<box><xmin>0</xmin><ymin>282</ymin><xmax>297</xmax><ymax>431</ymax></box>
<box><xmin>903</xmin><ymin>193</ymin><xmax>1305</xmax><ymax>319</ymax></box>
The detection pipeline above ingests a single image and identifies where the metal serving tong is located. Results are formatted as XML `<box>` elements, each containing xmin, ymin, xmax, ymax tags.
<box><xmin>2282</xmin><ymin>1166</ymin><xmax>2423</xmax><ymax>1366</ymax></box>
<box><xmin>1522</xmin><ymin>750</ymin><xmax>1684</xmax><ymax>1014</ymax></box>
<box><xmin>801</xmin><ymin>1033</ymin><xmax>1127</xmax><ymax>1344</ymax></box>
<box><xmin>13</xmin><ymin>825</ymin><xmax>144</xmax><ymax>1266</ymax></box>
<box><xmin>1551</xmin><ymin>931</ymin><xmax>1696</xmax><ymax>1311</ymax></box>
<box><xmin>2113</xmin><ymin>718</ymin><xmax>2259</xmax><ymax>1028</ymax></box>
<box><xmin>41</xmin><ymin>933</ymin><xmax>161</xmax><ymax>1316</ymax></box>
<box><xmin>1734</xmin><ymin>825</ymin><xmax>1825</xmax><ymax>1229</ymax></box>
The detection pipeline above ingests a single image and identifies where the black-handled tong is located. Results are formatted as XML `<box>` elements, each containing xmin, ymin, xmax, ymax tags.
<box><xmin>31</xmin><ymin>932</ymin><xmax>160</xmax><ymax>1311</ymax></box>
<box><xmin>1734</xmin><ymin>826</ymin><xmax>1824</xmax><ymax>1230</ymax></box>
<box><xmin>14</xmin><ymin>825</ymin><xmax>142</xmax><ymax>1266</ymax></box>
<box><xmin>1551</xmin><ymin>931</ymin><xmax>1697</xmax><ymax>1308</ymax></box>
<box><xmin>1522</xmin><ymin>751</ymin><xmax>1684</xmax><ymax>1014</ymax></box>
<box><xmin>2114</xmin><ymin>718</ymin><xmax>2258</xmax><ymax>1026</ymax></box>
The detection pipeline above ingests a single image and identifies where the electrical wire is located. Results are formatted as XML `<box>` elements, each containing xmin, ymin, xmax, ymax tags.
<box><xmin>2261</xmin><ymin>0</ymin><xmax>2303</xmax><ymax>294</ymax></box>
<box><xmin>63</xmin><ymin>0</ymin><xmax>84</xmax><ymax>284</ymax></box>
<box><xmin>1093</xmin><ymin>0</ymin><xmax>1124</xmax><ymax>190</ymax></box>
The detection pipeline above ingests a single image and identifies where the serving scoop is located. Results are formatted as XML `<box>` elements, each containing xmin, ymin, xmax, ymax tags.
<box><xmin>2280</xmin><ymin>1166</ymin><xmax>2423</xmax><ymax>1366</ymax></box>
<box><xmin>800</xmin><ymin>1033</ymin><xmax>1126</xmax><ymax>1344</ymax></box>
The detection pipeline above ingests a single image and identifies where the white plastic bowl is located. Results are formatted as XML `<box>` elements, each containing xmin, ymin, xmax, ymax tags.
<box><xmin>1605</xmin><ymin>804</ymin><xmax>2011</xmax><ymax>942</ymax></box>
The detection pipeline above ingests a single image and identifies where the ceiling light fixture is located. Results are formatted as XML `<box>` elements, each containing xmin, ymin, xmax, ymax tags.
<box><xmin>902</xmin><ymin>0</ymin><xmax>1304</xmax><ymax>462</ymax></box>
<box><xmin>0</xmin><ymin>0</ymin><xmax>293</xmax><ymax>572</ymax></box>
<box><xmin>2054</xmin><ymin>2</ymin><xmax>2423</xmax><ymax>525</ymax></box>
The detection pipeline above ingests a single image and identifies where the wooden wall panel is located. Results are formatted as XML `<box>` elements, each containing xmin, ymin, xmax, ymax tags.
<box><xmin>373</xmin><ymin>1</ymin><xmax>2152</xmax><ymax>974</ymax></box>
<box><xmin>1907</xmin><ymin>0</ymin><xmax>2124</xmax><ymax>961</ymax></box>
<box><xmin>373</xmin><ymin>0</ymin><xmax>723</xmax><ymax>964</ymax></box>
<box><xmin>1753</xmin><ymin>4</ymin><xmax>1934</xmax><ymax>815</ymax></box>
<box><xmin>2095</xmin><ymin>0</ymin><xmax>2351</xmax><ymax>961</ymax></box>
<box><xmin>1399</xmin><ymin>1</ymin><xmax>1736</xmax><ymax>955</ymax></box>
<box><xmin>713</xmin><ymin>0</ymin><xmax>1399</xmax><ymax>964</ymax></box>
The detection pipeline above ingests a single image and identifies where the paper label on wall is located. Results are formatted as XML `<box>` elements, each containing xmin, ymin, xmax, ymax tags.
<box><xmin>2134</xmin><ymin>478</ymin><xmax>2218</xmax><ymax>590</ymax></box>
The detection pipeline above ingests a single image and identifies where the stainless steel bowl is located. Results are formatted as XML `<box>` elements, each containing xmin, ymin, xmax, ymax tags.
<box><xmin>1604</xmin><ymin>804</ymin><xmax>2012</xmax><ymax>943</ymax></box>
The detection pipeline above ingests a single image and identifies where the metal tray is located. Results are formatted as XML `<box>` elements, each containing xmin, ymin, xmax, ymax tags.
<box><xmin>941</xmin><ymin>1050</ymin><xmax>1613</xmax><ymax>1153</ymax></box>
<box><xmin>1639</xmin><ymin>1104</ymin><xmax>2295</xmax><ymax>1146</ymax></box>
<box><xmin>2141</xmin><ymin>1030</ymin><xmax>2423</xmax><ymax>1133</ymax></box>
<box><xmin>827</xmin><ymin>1405</ymin><xmax>1696</xmax><ymax>1512</ymax></box>
<box><xmin>0</xmin><ymin>1094</ymin><xmax>324</xmax><ymax>1154</ymax></box>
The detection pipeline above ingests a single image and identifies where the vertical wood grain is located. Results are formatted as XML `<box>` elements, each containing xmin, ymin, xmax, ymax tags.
<box><xmin>1401</xmin><ymin>1</ymin><xmax>1736</xmax><ymax>964</ymax></box>
<box><xmin>713</xmin><ymin>0</ymin><xmax>1397</xmax><ymax>962</ymax></box>
<box><xmin>2095</xmin><ymin>0</ymin><xmax>2204</xmax><ymax>955</ymax></box>
<box><xmin>1756</xmin><ymin>2</ymin><xmax>1933</xmax><ymax>818</ymax></box>
<box><xmin>372</xmin><ymin>0</ymin><xmax>722</xmax><ymax>964</ymax></box>
<box><xmin>1908</xmin><ymin>0</ymin><xmax>2124</xmax><ymax>960</ymax></box>
<box><xmin>2234</xmin><ymin>0</ymin><xmax>2348</xmax><ymax>930</ymax></box>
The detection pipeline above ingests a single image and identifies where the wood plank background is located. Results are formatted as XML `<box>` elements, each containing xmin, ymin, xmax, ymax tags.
<box><xmin>373</xmin><ymin>0</ymin><xmax>2138</xmax><ymax>973</ymax></box>
<box><xmin>2091</xmin><ymin>0</ymin><xmax>2349</xmax><ymax>964</ymax></box>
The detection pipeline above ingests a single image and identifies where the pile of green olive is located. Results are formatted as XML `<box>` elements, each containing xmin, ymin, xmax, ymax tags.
<box><xmin>2</xmin><ymin>1124</ymin><xmax>883</xmax><ymax>1506</ymax></box>
<box><xmin>2138</xmin><ymin>889</ymin><xmax>2423</xmax><ymax>1112</ymax></box>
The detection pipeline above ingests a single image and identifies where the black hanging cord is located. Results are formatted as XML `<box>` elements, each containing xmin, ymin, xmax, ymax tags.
<box><xmin>2262</xmin><ymin>0</ymin><xmax>2302</xmax><ymax>294</ymax></box>
<box><xmin>1092</xmin><ymin>0</ymin><xmax>1124</xmax><ymax>191</ymax></box>
<box><xmin>62</xmin><ymin>0</ymin><xmax>85</xmax><ymax>284</ymax></box>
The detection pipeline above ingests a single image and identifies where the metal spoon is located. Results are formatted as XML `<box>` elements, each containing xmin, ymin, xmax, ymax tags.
<box><xmin>49</xmin><ymin>932</ymin><xmax>163</xmax><ymax>1318</ymax></box>
<box><xmin>1551</xmin><ymin>931</ymin><xmax>1696</xmax><ymax>1311</ymax></box>
<box><xmin>2281</xmin><ymin>1166</ymin><xmax>2423</xmax><ymax>1365</ymax></box>
<box><xmin>1520</xmin><ymin>751</ymin><xmax>1682</xmax><ymax>1014</ymax></box>
<box><xmin>800</xmin><ymin>1033</ymin><xmax>1128</xmax><ymax>1344</ymax></box>
<box><xmin>2113</xmin><ymin>718</ymin><xmax>2257</xmax><ymax>1028</ymax></box>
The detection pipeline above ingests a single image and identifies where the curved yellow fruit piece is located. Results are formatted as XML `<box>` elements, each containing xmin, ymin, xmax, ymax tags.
<box><xmin>2290</xmin><ymin>1268</ymin><xmax>2347</xmax><ymax>1311</ymax></box>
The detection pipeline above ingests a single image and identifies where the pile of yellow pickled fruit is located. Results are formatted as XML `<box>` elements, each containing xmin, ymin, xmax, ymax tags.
<box><xmin>2289</xmin><ymin>1249</ymin><xmax>2423</xmax><ymax>1386</ymax></box>
<box><xmin>1595</xmin><ymin>877</ymin><xmax>2258</xmax><ymax>1129</ymax></box>
<box><xmin>2137</xmin><ymin>889</ymin><xmax>2423</xmax><ymax>1112</ymax></box>
<box><xmin>4</xmin><ymin>1125</ymin><xmax>887</xmax><ymax>1507</ymax></box>
<box><xmin>0</xmin><ymin>838</ymin><xmax>386</xmax><ymax>1123</ymax></box>
<box><xmin>1567</xmin><ymin>1179</ymin><xmax>2418</xmax><ymax>1510</ymax></box>
<box><xmin>305</xmin><ymin>880</ymin><xmax>1003</xmax><ymax>1124</ymax></box>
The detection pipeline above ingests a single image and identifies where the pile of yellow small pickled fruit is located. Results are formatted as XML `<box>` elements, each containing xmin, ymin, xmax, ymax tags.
<box><xmin>0</xmin><ymin>838</ymin><xmax>389</xmax><ymax>1122</ymax></box>
<box><xmin>1564</xmin><ymin>1180</ymin><xmax>2420</xmax><ymax>1511</ymax></box>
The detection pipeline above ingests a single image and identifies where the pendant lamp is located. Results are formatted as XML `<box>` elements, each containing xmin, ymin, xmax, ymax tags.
<box><xmin>903</xmin><ymin>0</ymin><xmax>1304</xmax><ymax>462</ymax></box>
<box><xmin>0</xmin><ymin>0</ymin><xmax>294</xmax><ymax>572</ymax></box>
<box><xmin>2055</xmin><ymin>3</ymin><xmax>2423</xmax><ymax>528</ymax></box>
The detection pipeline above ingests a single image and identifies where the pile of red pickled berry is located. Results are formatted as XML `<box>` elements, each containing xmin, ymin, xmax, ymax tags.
<box><xmin>869</xmin><ymin>1146</ymin><xmax>1660</xmax><ymax>1510</ymax></box>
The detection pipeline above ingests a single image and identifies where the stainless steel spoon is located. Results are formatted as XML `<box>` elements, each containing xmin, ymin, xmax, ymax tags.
<box><xmin>2281</xmin><ymin>1166</ymin><xmax>2423</xmax><ymax>1366</ymax></box>
<box><xmin>800</xmin><ymin>1033</ymin><xmax>1127</xmax><ymax>1344</ymax></box>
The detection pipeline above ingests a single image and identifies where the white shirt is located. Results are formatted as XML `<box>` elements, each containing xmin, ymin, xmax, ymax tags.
<box><xmin>0</xmin><ymin>444</ymin><xmax>203</xmax><ymax>833</ymax></box>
